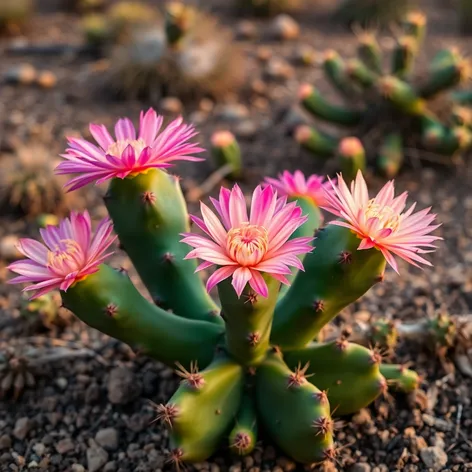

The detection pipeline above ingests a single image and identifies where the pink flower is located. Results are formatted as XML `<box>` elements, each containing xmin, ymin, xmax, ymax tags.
<box><xmin>7</xmin><ymin>211</ymin><xmax>116</xmax><ymax>299</ymax></box>
<box><xmin>56</xmin><ymin>108</ymin><xmax>204</xmax><ymax>191</ymax></box>
<box><xmin>263</xmin><ymin>170</ymin><xmax>335</xmax><ymax>208</ymax></box>
<box><xmin>181</xmin><ymin>184</ymin><xmax>314</xmax><ymax>298</ymax></box>
<box><xmin>322</xmin><ymin>170</ymin><xmax>441</xmax><ymax>273</ymax></box>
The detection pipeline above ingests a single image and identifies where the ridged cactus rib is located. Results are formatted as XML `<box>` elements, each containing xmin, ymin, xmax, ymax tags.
<box><xmin>272</xmin><ymin>225</ymin><xmax>386</xmax><ymax>349</ymax></box>
<box><xmin>380</xmin><ymin>364</ymin><xmax>419</xmax><ymax>393</ymax></box>
<box><xmin>229</xmin><ymin>392</ymin><xmax>258</xmax><ymax>456</ymax></box>
<box><xmin>283</xmin><ymin>341</ymin><xmax>387</xmax><ymax>415</ymax></box>
<box><xmin>164</xmin><ymin>352</ymin><xmax>244</xmax><ymax>462</ymax></box>
<box><xmin>377</xmin><ymin>132</ymin><xmax>404</xmax><ymax>178</ymax></box>
<box><xmin>60</xmin><ymin>265</ymin><xmax>224</xmax><ymax>369</ymax></box>
<box><xmin>218</xmin><ymin>275</ymin><xmax>280</xmax><ymax>366</ymax></box>
<box><xmin>300</xmin><ymin>86</ymin><xmax>363</xmax><ymax>126</ymax></box>
<box><xmin>105</xmin><ymin>168</ymin><xmax>221</xmax><ymax>324</ymax></box>
<box><xmin>256</xmin><ymin>350</ymin><xmax>334</xmax><ymax>464</ymax></box>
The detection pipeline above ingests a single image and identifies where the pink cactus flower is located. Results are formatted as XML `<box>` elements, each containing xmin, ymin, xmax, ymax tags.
<box><xmin>7</xmin><ymin>211</ymin><xmax>116</xmax><ymax>299</ymax></box>
<box><xmin>322</xmin><ymin>170</ymin><xmax>441</xmax><ymax>273</ymax></box>
<box><xmin>264</xmin><ymin>170</ymin><xmax>335</xmax><ymax>208</ymax></box>
<box><xmin>56</xmin><ymin>108</ymin><xmax>204</xmax><ymax>191</ymax></box>
<box><xmin>181</xmin><ymin>185</ymin><xmax>314</xmax><ymax>298</ymax></box>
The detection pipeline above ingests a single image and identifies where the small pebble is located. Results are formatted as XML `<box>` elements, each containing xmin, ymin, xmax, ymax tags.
<box><xmin>420</xmin><ymin>447</ymin><xmax>448</xmax><ymax>471</ymax></box>
<box><xmin>55</xmin><ymin>438</ymin><xmax>75</xmax><ymax>455</ymax></box>
<box><xmin>236</xmin><ymin>20</ymin><xmax>257</xmax><ymax>39</ymax></box>
<box><xmin>269</xmin><ymin>14</ymin><xmax>300</xmax><ymax>40</ymax></box>
<box><xmin>13</xmin><ymin>418</ymin><xmax>32</xmax><ymax>440</ymax></box>
<box><xmin>95</xmin><ymin>428</ymin><xmax>119</xmax><ymax>451</ymax></box>
<box><xmin>159</xmin><ymin>97</ymin><xmax>183</xmax><ymax>114</ymax></box>
<box><xmin>36</xmin><ymin>71</ymin><xmax>57</xmax><ymax>89</ymax></box>
<box><xmin>0</xmin><ymin>235</ymin><xmax>22</xmax><ymax>261</ymax></box>
<box><xmin>4</xmin><ymin>64</ymin><xmax>37</xmax><ymax>85</ymax></box>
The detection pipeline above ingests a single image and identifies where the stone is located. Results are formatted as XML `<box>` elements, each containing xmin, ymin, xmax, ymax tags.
<box><xmin>107</xmin><ymin>367</ymin><xmax>141</xmax><ymax>405</ymax></box>
<box><xmin>13</xmin><ymin>418</ymin><xmax>32</xmax><ymax>440</ymax></box>
<box><xmin>32</xmin><ymin>443</ymin><xmax>45</xmax><ymax>456</ymax></box>
<box><xmin>55</xmin><ymin>438</ymin><xmax>75</xmax><ymax>455</ymax></box>
<box><xmin>350</xmin><ymin>464</ymin><xmax>372</xmax><ymax>472</ymax></box>
<box><xmin>420</xmin><ymin>447</ymin><xmax>448</xmax><ymax>471</ymax></box>
<box><xmin>269</xmin><ymin>14</ymin><xmax>300</xmax><ymax>41</ymax></box>
<box><xmin>236</xmin><ymin>20</ymin><xmax>257</xmax><ymax>39</ymax></box>
<box><xmin>95</xmin><ymin>428</ymin><xmax>119</xmax><ymax>451</ymax></box>
<box><xmin>0</xmin><ymin>235</ymin><xmax>22</xmax><ymax>261</ymax></box>
<box><xmin>87</xmin><ymin>444</ymin><xmax>109</xmax><ymax>472</ymax></box>
<box><xmin>0</xmin><ymin>435</ymin><xmax>11</xmax><ymax>450</ymax></box>
<box><xmin>103</xmin><ymin>461</ymin><xmax>117</xmax><ymax>472</ymax></box>
<box><xmin>159</xmin><ymin>97</ymin><xmax>183</xmax><ymax>114</ymax></box>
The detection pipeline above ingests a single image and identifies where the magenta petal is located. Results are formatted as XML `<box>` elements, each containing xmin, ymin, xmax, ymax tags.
<box><xmin>206</xmin><ymin>266</ymin><xmax>236</xmax><ymax>293</ymax></box>
<box><xmin>248</xmin><ymin>269</ymin><xmax>268</xmax><ymax>297</ymax></box>
<box><xmin>231</xmin><ymin>267</ymin><xmax>252</xmax><ymax>298</ymax></box>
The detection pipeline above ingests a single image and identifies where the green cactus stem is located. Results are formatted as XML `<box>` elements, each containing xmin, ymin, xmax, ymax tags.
<box><xmin>378</xmin><ymin>75</ymin><xmax>425</xmax><ymax>115</ymax></box>
<box><xmin>430</xmin><ymin>48</ymin><xmax>462</xmax><ymax>70</ymax></box>
<box><xmin>299</xmin><ymin>84</ymin><xmax>363</xmax><ymax>126</ymax></box>
<box><xmin>165</xmin><ymin>2</ymin><xmax>195</xmax><ymax>47</ymax></box>
<box><xmin>323</xmin><ymin>50</ymin><xmax>356</xmax><ymax>98</ymax></box>
<box><xmin>229</xmin><ymin>392</ymin><xmax>258</xmax><ymax>455</ymax></box>
<box><xmin>451</xmin><ymin>89</ymin><xmax>472</xmax><ymax>105</ymax></box>
<box><xmin>370</xmin><ymin>318</ymin><xmax>399</xmax><ymax>350</ymax></box>
<box><xmin>61</xmin><ymin>265</ymin><xmax>224</xmax><ymax>369</ymax></box>
<box><xmin>210</xmin><ymin>131</ymin><xmax>242</xmax><ymax>180</ymax></box>
<box><xmin>283</xmin><ymin>340</ymin><xmax>387</xmax><ymax>415</ymax></box>
<box><xmin>256</xmin><ymin>350</ymin><xmax>334</xmax><ymax>464</ymax></box>
<box><xmin>401</xmin><ymin>11</ymin><xmax>427</xmax><ymax>43</ymax></box>
<box><xmin>105</xmin><ymin>169</ymin><xmax>221</xmax><ymax>324</ymax></box>
<box><xmin>338</xmin><ymin>137</ymin><xmax>366</xmax><ymax>181</ymax></box>
<box><xmin>271</xmin><ymin>225</ymin><xmax>386</xmax><ymax>349</ymax></box>
<box><xmin>356</xmin><ymin>32</ymin><xmax>382</xmax><ymax>74</ymax></box>
<box><xmin>294</xmin><ymin>125</ymin><xmax>340</xmax><ymax>158</ymax></box>
<box><xmin>162</xmin><ymin>351</ymin><xmax>244</xmax><ymax>463</ymax></box>
<box><xmin>377</xmin><ymin>132</ymin><xmax>404</xmax><ymax>178</ymax></box>
<box><xmin>391</xmin><ymin>36</ymin><xmax>418</xmax><ymax>79</ymax></box>
<box><xmin>419</xmin><ymin>57</ymin><xmax>471</xmax><ymax>99</ymax></box>
<box><xmin>380</xmin><ymin>364</ymin><xmax>419</xmax><ymax>393</ymax></box>
<box><xmin>218</xmin><ymin>274</ymin><xmax>280</xmax><ymax>366</ymax></box>
<box><xmin>422</xmin><ymin>121</ymin><xmax>472</xmax><ymax>155</ymax></box>
<box><xmin>346</xmin><ymin>59</ymin><xmax>377</xmax><ymax>89</ymax></box>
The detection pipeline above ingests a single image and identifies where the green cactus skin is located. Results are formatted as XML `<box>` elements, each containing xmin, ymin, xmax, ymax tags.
<box><xmin>427</xmin><ymin>313</ymin><xmax>456</xmax><ymax>348</ymax></box>
<box><xmin>370</xmin><ymin>318</ymin><xmax>399</xmax><ymax>350</ymax></box>
<box><xmin>283</xmin><ymin>341</ymin><xmax>387</xmax><ymax>416</ymax></box>
<box><xmin>419</xmin><ymin>60</ymin><xmax>470</xmax><ymax>99</ymax></box>
<box><xmin>422</xmin><ymin>120</ymin><xmax>472</xmax><ymax>155</ymax></box>
<box><xmin>296</xmin><ymin>126</ymin><xmax>340</xmax><ymax>158</ymax></box>
<box><xmin>451</xmin><ymin>89</ymin><xmax>472</xmax><ymax>105</ymax></box>
<box><xmin>377</xmin><ymin>132</ymin><xmax>404</xmax><ymax>178</ymax></box>
<box><xmin>229</xmin><ymin>392</ymin><xmax>258</xmax><ymax>455</ymax></box>
<box><xmin>391</xmin><ymin>36</ymin><xmax>418</xmax><ymax>79</ymax></box>
<box><xmin>378</xmin><ymin>76</ymin><xmax>425</xmax><ymax>115</ymax></box>
<box><xmin>430</xmin><ymin>48</ymin><xmax>461</xmax><ymax>70</ymax></box>
<box><xmin>271</xmin><ymin>225</ymin><xmax>386</xmax><ymax>349</ymax></box>
<box><xmin>164</xmin><ymin>352</ymin><xmax>244</xmax><ymax>463</ymax></box>
<box><xmin>104</xmin><ymin>169</ymin><xmax>221</xmax><ymax>325</ymax></box>
<box><xmin>60</xmin><ymin>265</ymin><xmax>224</xmax><ymax>369</ymax></box>
<box><xmin>357</xmin><ymin>33</ymin><xmax>382</xmax><ymax>74</ymax></box>
<box><xmin>380</xmin><ymin>364</ymin><xmax>419</xmax><ymax>393</ymax></box>
<box><xmin>211</xmin><ymin>132</ymin><xmax>242</xmax><ymax>180</ymax></box>
<box><xmin>255</xmin><ymin>350</ymin><xmax>334</xmax><ymax>464</ymax></box>
<box><xmin>218</xmin><ymin>274</ymin><xmax>280</xmax><ymax>366</ymax></box>
<box><xmin>338</xmin><ymin>137</ymin><xmax>366</xmax><ymax>182</ymax></box>
<box><xmin>401</xmin><ymin>11</ymin><xmax>427</xmax><ymax>44</ymax></box>
<box><xmin>346</xmin><ymin>59</ymin><xmax>377</xmax><ymax>89</ymax></box>
<box><xmin>300</xmin><ymin>85</ymin><xmax>363</xmax><ymax>126</ymax></box>
<box><xmin>323</xmin><ymin>51</ymin><xmax>355</xmax><ymax>98</ymax></box>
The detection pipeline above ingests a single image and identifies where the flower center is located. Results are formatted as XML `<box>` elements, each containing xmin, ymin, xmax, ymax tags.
<box><xmin>227</xmin><ymin>223</ymin><xmax>269</xmax><ymax>266</ymax></box>
<box><xmin>364</xmin><ymin>199</ymin><xmax>400</xmax><ymax>232</ymax></box>
<box><xmin>107</xmin><ymin>138</ymin><xmax>147</xmax><ymax>158</ymax></box>
<box><xmin>47</xmin><ymin>239</ymin><xmax>85</xmax><ymax>275</ymax></box>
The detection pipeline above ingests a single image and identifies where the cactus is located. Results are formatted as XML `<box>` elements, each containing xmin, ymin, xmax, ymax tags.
<box><xmin>460</xmin><ymin>0</ymin><xmax>472</xmax><ymax>35</ymax></box>
<box><xmin>211</xmin><ymin>131</ymin><xmax>243</xmax><ymax>180</ymax></box>
<box><xmin>0</xmin><ymin>0</ymin><xmax>33</xmax><ymax>34</ymax></box>
<box><xmin>297</xmin><ymin>13</ymin><xmax>472</xmax><ymax>177</ymax></box>
<box><xmin>8</xmin><ymin>110</ymin><xmax>441</xmax><ymax>465</ymax></box>
<box><xmin>237</xmin><ymin>0</ymin><xmax>301</xmax><ymax>16</ymax></box>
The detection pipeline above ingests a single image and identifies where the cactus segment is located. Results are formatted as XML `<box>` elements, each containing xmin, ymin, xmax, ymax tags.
<box><xmin>295</xmin><ymin>125</ymin><xmax>340</xmax><ymax>158</ymax></box>
<box><xmin>422</xmin><ymin>119</ymin><xmax>472</xmax><ymax>154</ymax></box>
<box><xmin>427</xmin><ymin>313</ymin><xmax>456</xmax><ymax>348</ymax></box>
<box><xmin>218</xmin><ymin>275</ymin><xmax>280</xmax><ymax>366</ymax></box>
<box><xmin>60</xmin><ymin>265</ymin><xmax>224</xmax><ymax>369</ymax></box>
<box><xmin>283</xmin><ymin>341</ymin><xmax>386</xmax><ymax>415</ymax></box>
<box><xmin>323</xmin><ymin>50</ymin><xmax>356</xmax><ymax>98</ymax></box>
<box><xmin>105</xmin><ymin>169</ymin><xmax>221</xmax><ymax>324</ymax></box>
<box><xmin>165</xmin><ymin>2</ymin><xmax>194</xmax><ymax>47</ymax></box>
<box><xmin>346</xmin><ymin>59</ymin><xmax>377</xmax><ymax>89</ymax></box>
<box><xmin>255</xmin><ymin>350</ymin><xmax>334</xmax><ymax>463</ymax></box>
<box><xmin>377</xmin><ymin>132</ymin><xmax>404</xmax><ymax>178</ymax></box>
<box><xmin>272</xmin><ymin>225</ymin><xmax>386</xmax><ymax>349</ymax></box>
<box><xmin>451</xmin><ymin>89</ymin><xmax>472</xmax><ymax>105</ymax></box>
<box><xmin>165</xmin><ymin>352</ymin><xmax>244</xmax><ymax>462</ymax></box>
<box><xmin>430</xmin><ymin>48</ymin><xmax>462</xmax><ymax>70</ymax></box>
<box><xmin>391</xmin><ymin>36</ymin><xmax>418</xmax><ymax>79</ymax></box>
<box><xmin>211</xmin><ymin>131</ymin><xmax>242</xmax><ymax>180</ymax></box>
<box><xmin>378</xmin><ymin>76</ymin><xmax>425</xmax><ymax>115</ymax></box>
<box><xmin>380</xmin><ymin>364</ymin><xmax>419</xmax><ymax>393</ymax></box>
<box><xmin>357</xmin><ymin>33</ymin><xmax>382</xmax><ymax>74</ymax></box>
<box><xmin>338</xmin><ymin>137</ymin><xmax>366</xmax><ymax>181</ymax></box>
<box><xmin>229</xmin><ymin>392</ymin><xmax>258</xmax><ymax>455</ymax></box>
<box><xmin>419</xmin><ymin>59</ymin><xmax>471</xmax><ymax>99</ymax></box>
<box><xmin>299</xmin><ymin>85</ymin><xmax>363</xmax><ymax>126</ymax></box>
<box><xmin>370</xmin><ymin>319</ymin><xmax>399</xmax><ymax>350</ymax></box>
<box><xmin>401</xmin><ymin>11</ymin><xmax>427</xmax><ymax>43</ymax></box>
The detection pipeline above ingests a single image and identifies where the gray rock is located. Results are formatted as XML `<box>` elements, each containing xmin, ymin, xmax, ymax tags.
<box><xmin>87</xmin><ymin>444</ymin><xmax>109</xmax><ymax>472</ymax></box>
<box><xmin>0</xmin><ymin>435</ymin><xmax>11</xmax><ymax>450</ymax></box>
<box><xmin>420</xmin><ymin>447</ymin><xmax>448</xmax><ymax>471</ymax></box>
<box><xmin>269</xmin><ymin>14</ymin><xmax>300</xmax><ymax>41</ymax></box>
<box><xmin>71</xmin><ymin>465</ymin><xmax>85</xmax><ymax>472</ymax></box>
<box><xmin>95</xmin><ymin>428</ymin><xmax>119</xmax><ymax>451</ymax></box>
<box><xmin>55</xmin><ymin>438</ymin><xmax>75</xmax><ymax>455</ymax></box>
<box><xmin>107</xmin><ymin>367</ymin><xmax>141</xmax><ymax>405</ymax></box>
<box><xmin>103</xmin><ymin>461</ymin><xmax>117</xmax><ymax>472</ymax></box>
<box><xmin>13</xmin><ymin>417</ymin><xmax>32</xmax><ymax>440</ymax></box>
<box><xmin>350</xmin><ymin>464</ymin><xmax>372</xmax><ymax>472</ymax></box>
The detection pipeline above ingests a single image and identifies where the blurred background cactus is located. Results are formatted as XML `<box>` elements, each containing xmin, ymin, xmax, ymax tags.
<box><xmin>460</xmin><ymin>0</ymin><xmax>472</xmax><ymax>35</ymax></box>
<box><xmin>295</xmin><ymin>12</ymin><xmax>472</xmax><ymax>178</ymax></box>
<box><xmin>0</xmin><ymin>0</ymin><xmax>34</xmax><ymax>34</ymax></box>
<box><xmin>237</xmin><ymin>0</ymin><xmax>301</xmax><ymax>16</ymax></box>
